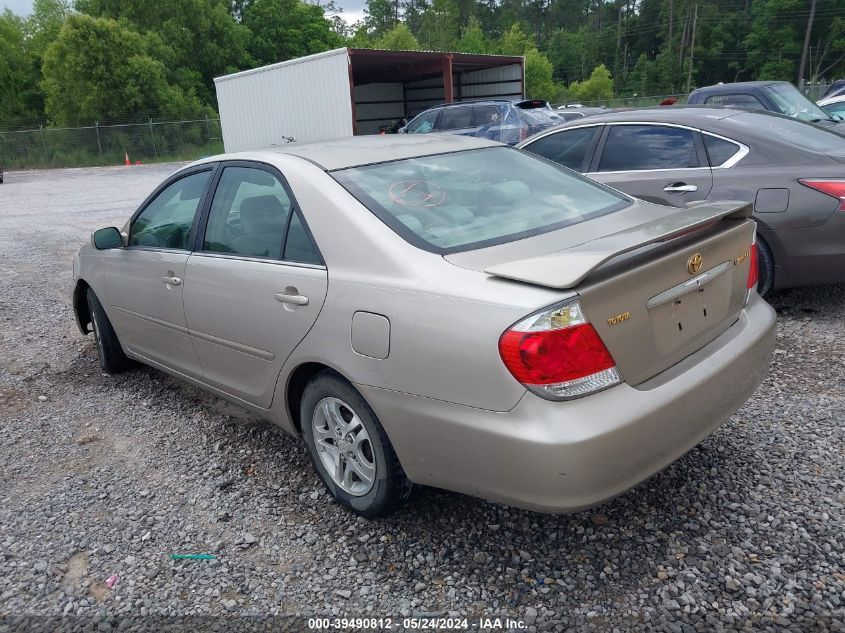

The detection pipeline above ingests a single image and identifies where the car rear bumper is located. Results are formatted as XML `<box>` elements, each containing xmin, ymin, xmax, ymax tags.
<box><xmin>763</xmin><ymin>210</ymin><xmax>845</xmax><ymax>288</ymax></box>
<box><xmin>358</xmin><ymin>294</ymin><xmax>776</xmax><ymax>513</ymax></box>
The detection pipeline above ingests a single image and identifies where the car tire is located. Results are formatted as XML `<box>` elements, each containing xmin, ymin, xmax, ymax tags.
<box><xmin>301</xmin><ymin>371</ymin><xmax>412</xmax><ymax>517</ymax></box>
<box><xmin>756</xmin><ymin>238</ymin><xmax>775</xmax><ymax>297</ymax></box>
<box><xmin>86</xmin><ymin>288</ymin><xmax>133</xmax><ymax>373</ymax></box>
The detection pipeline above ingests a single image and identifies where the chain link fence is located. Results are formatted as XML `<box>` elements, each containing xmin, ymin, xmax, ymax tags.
<box><xmin>0</xmin><ymin>116</ymin><xmax>224</xmax><ymax>170</ymax></box>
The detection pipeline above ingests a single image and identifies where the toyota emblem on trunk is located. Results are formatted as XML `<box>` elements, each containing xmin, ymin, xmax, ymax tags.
<box><xmin>687</xmin><ymin>253</ymin><xmax>703</xmax><ymax>275</ymax></box>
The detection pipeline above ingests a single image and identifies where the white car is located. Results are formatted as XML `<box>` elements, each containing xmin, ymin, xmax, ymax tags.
<box><xmin>817</xmin><ymin>94</ymin><xmax>845</xmax><ymax>119</ymax></box>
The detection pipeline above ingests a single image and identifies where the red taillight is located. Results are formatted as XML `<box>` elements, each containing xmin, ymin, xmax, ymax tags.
<box><xmin>500</xmin><ymin>325</ymin><xmax>615</xmax><ymax>384</ymax></box>
<box><xmin>799</xmin><ymin>179</ymin><xmax>845</xmax><ymax>210</ymax></box>
<box><xmin>747</xmin><ymin>243</ymin><xmax>759</xmax><ymax>289</ymax></box>
<box><xmin>498</xmin><ymin>300</ymin><xmax>622</xmax><ymax>400</ymax></box>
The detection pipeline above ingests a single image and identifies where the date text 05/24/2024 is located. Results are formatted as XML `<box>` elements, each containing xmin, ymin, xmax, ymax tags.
<box><xmin>307</xmin><ymin>617</ymin><xmax>528</xmax><ymax>630</ymax></box>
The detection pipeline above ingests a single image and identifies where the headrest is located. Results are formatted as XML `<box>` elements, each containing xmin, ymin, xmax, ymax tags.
<box><xmin>240</xmin><ymin>195</ymin><xmax>285</xmax><ymax>225</ymax></box>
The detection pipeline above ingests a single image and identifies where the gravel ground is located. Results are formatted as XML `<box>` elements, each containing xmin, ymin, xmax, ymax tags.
<box><xmin>0</xmin><ymin>164</ymin><xmax>843</xmax><ymax>632</ymax></box>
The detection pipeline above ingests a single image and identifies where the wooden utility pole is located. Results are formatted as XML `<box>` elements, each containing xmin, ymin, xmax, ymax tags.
<box><xmin>798</xmin><ymin>0</ymin><xmax>817</xmax><ymax>90</ymax></box>
<box><xmin>686</xmin><ymin>2</ymin><xmax>698</xmax><ymax>93</ymax></box>
<box><xmin>667</xmin><ymin>0</ymin><xmax>674</xmax><ymax>91</ymax></box>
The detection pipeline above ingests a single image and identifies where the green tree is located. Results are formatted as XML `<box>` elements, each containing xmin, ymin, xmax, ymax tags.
<box><xmin>0</xmin><ymin>10</ymin><xmax>43</xmax><ymax>127</ymax></box>
<box><xmin>347</xmin><ymin>23</ymin><xmax>376</xmax><ymax>48</ymax></box>
<box><xmin>76</xmin><ymin>0</ymin><xmax>252</xmax><ymax>104</ymax></box>
<box><xmin>364</xmin><ymin>0</ymin><xmax>399</xmax><ymax>38</ymax></box>
<box><xmin>568</xmin><ymin>63</ymin><xmax>613</xmax><ymax>102</ymax></box>
<box><xmin>418</xmin><ymin>0</ymin><xmax>459</xmax><ymax>51</ymax></box>
<box><xmin>243</xmin><ymin>0</ymin><xmax>342</xmax><ymax>65</ymax></box>
<box><xmin>376</xmin><ymin>23</ymin><xmax>421</xmax><ymax>49</ymax></box>
<box><xmin>26</xmin><ymin>0</ymin><xmax>71</xmax><ymax>56</ymax></box>
<box><xmin>41</xmin><ymin>14</ymin><xmax>203</xmax><ymax>125</ymax></box>
<box><xmin>745</xmin><ymin>0</ymin><xmax>803</xmax><ymax>81</ymax></box>
<box><xmin>524</xmin><ymin>48</ymin><xmax>556</xmax><ymax>100</ymax></box>
<box><xmin>498</xmin><ymin>22</ymin><xmax>534</xmax><ymax>55</ymax></box>
<box><xmin>457</xmin><ymin>15</ymin><xmax>487</xmax><ymax>53</ymax></box>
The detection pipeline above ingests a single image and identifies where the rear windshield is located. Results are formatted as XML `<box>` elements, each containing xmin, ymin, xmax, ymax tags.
<box><xmin>518</xmin><ymin>106</ymin><xmax>563</xmax><ymax>125</ymax></box>
<box><xmin>734</xmin><ymin>111</ymin><xmax>845</xmax><ymax>153</ymax></box>
<box><xmin>331</xmin><ymin>147</ymin><xmax>630</xmax><ymax>253</ymax></box>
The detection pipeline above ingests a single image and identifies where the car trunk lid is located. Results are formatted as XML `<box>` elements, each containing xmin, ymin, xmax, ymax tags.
<box><xmin>475</xmin><ymin>201</ymin><xmax>756</xmax><ymax>386</ymax></box>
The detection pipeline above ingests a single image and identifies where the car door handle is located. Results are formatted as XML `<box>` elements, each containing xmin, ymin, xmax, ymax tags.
<box><xmin>663</xmin><ymin>182</ymin><xmax>698</xmax><ymax>193</ymax></box>
<box><xmin>275</xmin><ymin>292</ymin><xmax>309</xmax><ymax>306</ymax></box>
<box><xmin>161</xmin><ymin>276</ymin><xmax>182</xmax><ymax>286</ymax></box>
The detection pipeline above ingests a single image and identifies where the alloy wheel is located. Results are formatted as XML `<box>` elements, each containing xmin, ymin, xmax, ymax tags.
<box><xmin>311</xmin><ymin>397</ymin><xmax>376</xmax><ymax>496</ymax></box>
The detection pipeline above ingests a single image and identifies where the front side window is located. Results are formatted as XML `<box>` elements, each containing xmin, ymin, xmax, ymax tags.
<box><xmin>129</xmin><ymin>170</ymin><xmax>211</xmax><ymax>249</ymax></box>
<box><xmin>405</xmin><ymin>110</ymin><xmax>438</xmax><ymax>134</ymax></box>
<box><xmin>524</xmin><ymin>126</ymin><xmax>602</xmax><ymax>171</ymax></box>
<box><xmin>203</xmin><ymin>166</ymin><xmax>292</xmax><ymax>259</ymax></box>
<box><xmin>598</xmin><ymin>125</ymin><xmax>699</xmax><ymax>171</ymax></box>
<box><xmin>332</xmin><ymin>147</ymin><xmax>629</xmax><ymax>253</ymax></box>
<box><xmin>439</xmin><ymin>106</ymin><xmax>474</xmax><ymax>130</ymax></box>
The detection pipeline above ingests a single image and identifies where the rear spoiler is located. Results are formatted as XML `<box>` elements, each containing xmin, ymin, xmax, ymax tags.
<box><xmin>485</xmin><ymin>201</ymin><xmax>752</xmax><ymax>289</ymax></box>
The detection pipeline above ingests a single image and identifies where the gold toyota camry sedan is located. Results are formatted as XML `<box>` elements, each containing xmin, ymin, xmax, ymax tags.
<box><xmin>72</xmin><ymin>135</ymin><xmax>776</xmax><ymax>516</ymax></box>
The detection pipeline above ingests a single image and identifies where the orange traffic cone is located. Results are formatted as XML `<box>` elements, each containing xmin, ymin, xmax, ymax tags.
<box><xmin>124</xmin><ymin>151</ymin><xmax>130</xmax><ymax>166</ymax></box>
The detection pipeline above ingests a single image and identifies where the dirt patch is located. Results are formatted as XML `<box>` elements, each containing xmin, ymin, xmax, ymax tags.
<box><xmin>89</xmin><ymin>582</ymin><xmax>112</xmax><ymax>602</ymax></box>
<box><xmin>61</xmin><ymin>552</ymin><xmax>89</xmax><ymax>589</ymax></box>
<box><xmin>0</xmin><ymin>388</ymin><xmax>31</xmax><ymax>416</ymax></box>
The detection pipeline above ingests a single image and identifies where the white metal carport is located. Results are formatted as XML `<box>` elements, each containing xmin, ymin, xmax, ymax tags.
<box><xmin>214</xmin><ymin>48</ymin><xmax>525</xmax><ymax>151</ymax></box>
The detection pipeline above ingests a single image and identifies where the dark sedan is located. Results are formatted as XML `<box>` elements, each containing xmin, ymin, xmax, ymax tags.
<box><xmin>518</xmin><ymin>106</ymin><xmax>845</xmax><ymax>295</ymax></box>
<box><xmin>687</xmin><ymin>81</ymin><xmax>844</xmax><ymax>130</ymax></box>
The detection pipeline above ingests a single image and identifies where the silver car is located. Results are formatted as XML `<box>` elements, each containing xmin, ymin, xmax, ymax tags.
<box><xmin>72</xmin><ymin>135</ymin><xmax>776</xmax><ymax>516</ymax></box>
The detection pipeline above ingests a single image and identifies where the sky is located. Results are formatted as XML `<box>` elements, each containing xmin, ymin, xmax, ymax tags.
<box><xmin>3</xmin><ymin>0</ymin><xmax>33</xmax><ymax>15</ymax></box>
<box><xmin>2</xmin><ymin>0</ymin><xmax>365</xmax><ymax>24</ymax></box>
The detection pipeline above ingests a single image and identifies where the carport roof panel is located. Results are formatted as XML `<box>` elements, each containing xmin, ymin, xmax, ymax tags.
<box><xmin>348</xmin><ymin>48</ymin><xmax>525</xmax><ymax>84</ymax></box>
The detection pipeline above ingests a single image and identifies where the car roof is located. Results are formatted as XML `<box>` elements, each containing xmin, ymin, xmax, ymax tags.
<box><xmin>690</xmin><ymin>81</ymin><xmax>788</xmax><ymax>94</ymax></box>
<box><xmin>542</xmin><ymin>105</ymin><xmax>744</xmax><ymax>127</ymax></box>
<box><xmin>423</xmin><ymin>100</ymin><xmax>514</xmax><ymax>111</ymax></box>
<box><xmin>192</xmin><ymin>134</ymin><xmax>502</xmax><ymax>171</ymax></box>
<box><xmin>819</xmin><ymin>94</ymin><xmax>845</xmax><ymax>105</ymax></box>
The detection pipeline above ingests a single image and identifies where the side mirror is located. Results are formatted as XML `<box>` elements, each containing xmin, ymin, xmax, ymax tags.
<box><xmin>92</xmin><ymin>227</ymin><xmax>124</xmax><ymax>250</ymax></box>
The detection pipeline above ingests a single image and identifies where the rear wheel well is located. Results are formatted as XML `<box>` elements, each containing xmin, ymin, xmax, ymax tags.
<box><xmin>287</xmin><ymin>362</ymin><xmax>334</xmax><ymax>434</ymax></box>
<box><xmin>73</xmin><ymin>280</ymin><xmax>92</xmax><ymax>334</ymax></box>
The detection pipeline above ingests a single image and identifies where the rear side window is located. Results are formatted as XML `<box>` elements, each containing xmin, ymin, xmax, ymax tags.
<box><xmin>704</xmin><ymin>93</ymin><xmax>765</xmax><ymax>110</ymax></box>
<box><xmin>703</xmin><ymin>134</ymin><xmax>742</xmax><ymax>166</ymax></box>
<box><xmin>474</xmin><ymin>104</ymin><xmax>504</xmax><ymax>125</ymax></box>
<box><xmin>598</xmin><ymin>125</ymin><xmax>699</xmax><ymax>171</ymax></box>
<box><xmin>203</xmin><ymin>166</ymin><xmax>292</xmax><ymax>259</ymax></box>
<box><xmin>439</xmin><ymin>106</ymin><xmax>474</xmax><ymax>130</ymax></box>
<box><xmin>331</xmin><ymin>146</ymin><xmax>629</xmax><ymax>253</ymax></box>
<box><xmin>524</xmin><ymin>127</ymin><xmax>601</xmax><ymax>172</ymax></box>
<box><xmin>283</xmin><ymin>211</ymin><xmax>321</xmax><ymax>264</ymax></box>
